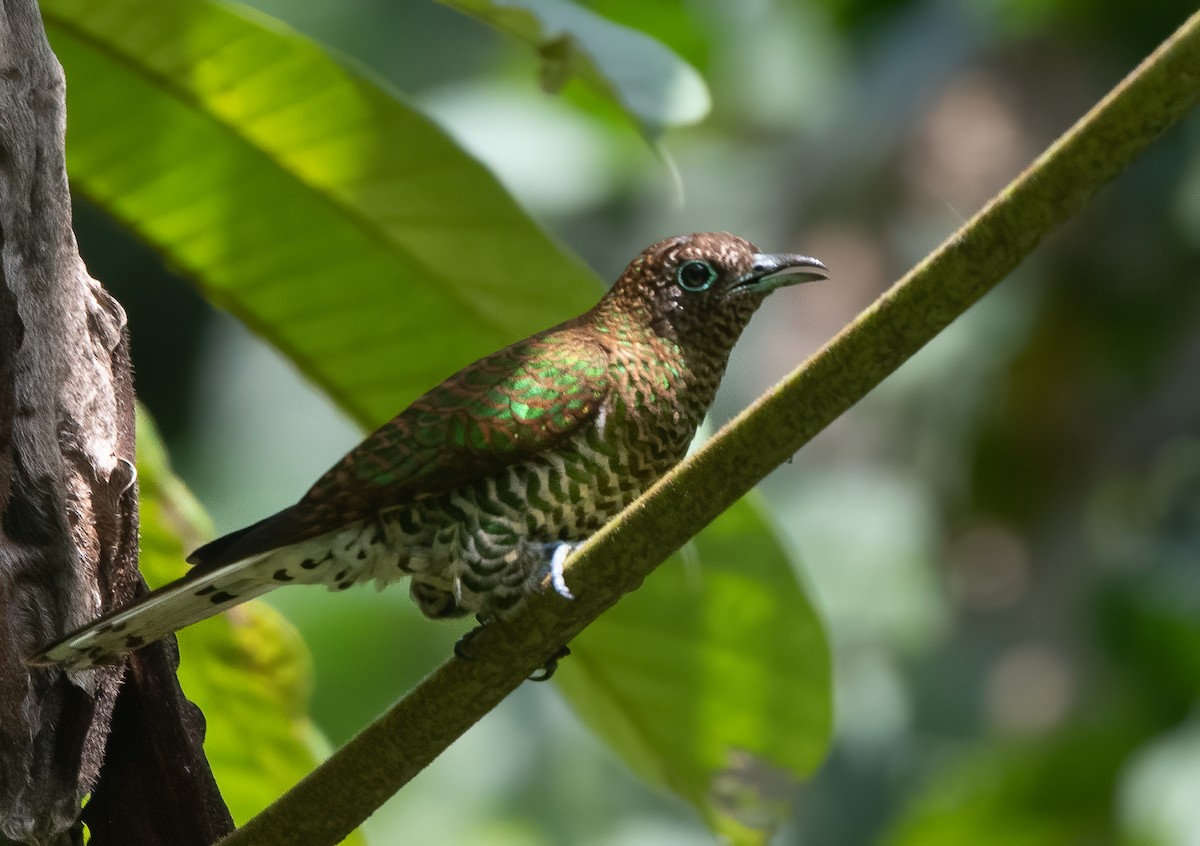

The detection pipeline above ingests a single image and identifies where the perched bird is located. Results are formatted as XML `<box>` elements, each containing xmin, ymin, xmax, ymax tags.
<box><xmin>31</xmin><ymin>232</ymin><xmax>826</xmax><ymax>671</ymax></box>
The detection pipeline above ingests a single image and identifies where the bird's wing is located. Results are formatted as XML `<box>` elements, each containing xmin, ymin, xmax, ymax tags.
<box><xmin>333</xmin><ymin>330</ymin><xmax>612</xmax><ymax>496</ymax></box>
<box><xmin>188</xmin><ymin>328</ymin><xmax>611</xmax><ymax>569</ymax></box>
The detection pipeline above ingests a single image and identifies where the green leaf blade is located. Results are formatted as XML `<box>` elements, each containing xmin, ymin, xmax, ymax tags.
<box><xmin>46</xmin><ymin>0</ymin><xmax>601</xmax><ymax>428</ymax></box>
<box><xmin>557</xmin><ymin>495</ymin><xmax>832</xmax><ymax>837</ymax></box>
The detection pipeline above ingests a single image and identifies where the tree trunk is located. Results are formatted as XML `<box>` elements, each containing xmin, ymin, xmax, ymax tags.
<box><xmin>0</xmin><ymin>1</ymin><xmax>233</xmax><ymax>843</ymax></box>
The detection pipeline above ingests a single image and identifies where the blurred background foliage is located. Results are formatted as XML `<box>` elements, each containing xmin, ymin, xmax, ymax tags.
<box><xmin>51</xmin><ymin>0</ymin><xmax>1200</xmax><ymax>843</ymax></box>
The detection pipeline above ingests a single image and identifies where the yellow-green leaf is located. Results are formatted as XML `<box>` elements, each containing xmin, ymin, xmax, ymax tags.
<box><xmin>46</xmin><ymin>0</ymin><xmax>601</xmax><ymax>427</ymax></box>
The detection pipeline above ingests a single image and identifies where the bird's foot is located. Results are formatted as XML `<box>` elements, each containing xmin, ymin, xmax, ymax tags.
<box><xmin>453</xmin><ymin>615</ymin><xmax>489</xmax><ymax>661</ymax></box>
<box><xmin>538</xmin><ymin>542</ymin><xmax>579</xmax><ymax>600</ymax></box>
<box><xmin>454</xmin><ymin>620</ymin><xmax>571</xmax><ymax>683</ymax></box>
<box><xmin>528</xmin><ymin>644</ymin><xmax>572</xmax><ymax>682</ymax></box>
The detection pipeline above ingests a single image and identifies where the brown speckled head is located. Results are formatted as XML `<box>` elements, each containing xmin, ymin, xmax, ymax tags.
<box><xmin>600</xmin><ymin>232</ymin><xmax>827</xmax><ymax>345</ymax></box>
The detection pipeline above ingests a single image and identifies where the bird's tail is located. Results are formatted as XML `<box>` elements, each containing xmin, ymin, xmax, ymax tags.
<box><xmin>27</xmin><ymin>547</ymin><xmax>314</xmax><ymax>670</ymax></box>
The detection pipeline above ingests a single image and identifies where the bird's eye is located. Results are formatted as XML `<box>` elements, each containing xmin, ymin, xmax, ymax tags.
<box><xmin>677</xmin><ymin>260</ymin><xmax>717</xmax><ymax>292</ymax></box>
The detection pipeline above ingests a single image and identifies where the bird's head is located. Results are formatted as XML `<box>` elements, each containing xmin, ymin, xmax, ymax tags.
<box><xmin>601</xmin><ymin>232</ymin><xmax>827</xmax><ymax>347</ymax></box>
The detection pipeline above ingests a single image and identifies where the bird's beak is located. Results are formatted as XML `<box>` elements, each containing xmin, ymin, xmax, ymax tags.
<box><xmin>736</xmin><ymin>253</ymin><xmax>829</xmax><ymax>293</ymax></box>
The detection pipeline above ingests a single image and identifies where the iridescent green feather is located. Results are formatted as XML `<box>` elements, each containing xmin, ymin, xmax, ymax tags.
<box><xmin>314</xmin><ymin>330</ymin><xmax>611</xmax><ymax>507</ymax></box>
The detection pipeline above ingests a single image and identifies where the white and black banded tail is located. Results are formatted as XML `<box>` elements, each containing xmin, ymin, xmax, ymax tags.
<box><xmin>30</xmin><ymin>508</ymin><xmax>401</xmax><ymax>670</ymax></box>
<box><xmin>27</xmin><ymin>548</ymin><xmax>304</xmax><ymax>670</ymax></box>
<box><xmin>28</xmin><ymin>503</ymin><xmax>353</xmax><ymax>669</ymax></box>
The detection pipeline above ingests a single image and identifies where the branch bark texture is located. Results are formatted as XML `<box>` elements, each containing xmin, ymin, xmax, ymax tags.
<box><xmin>222</xmin><ymin>10</ymin><xmax>1200</xmax><ymax>846</ymax></box>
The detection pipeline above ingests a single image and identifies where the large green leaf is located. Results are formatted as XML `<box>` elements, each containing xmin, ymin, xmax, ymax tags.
<box><xmin>441</xmin><ymin>0</ymin><xmax>710</xmax><ymax>139</ymax></box>
<box><xmin>136</xmin><ymin>409</ymin><xmax>363</xmax><ymax>843</ymax></box>
<box><xmin>558</xmin><ymin>495</ymin><xmax>832</xmax><ymax>844</ymax></box>
<box><xmin>45</xmin><ymin>0</ymin><xmax>600</xmax><ymax>425</ymax></box>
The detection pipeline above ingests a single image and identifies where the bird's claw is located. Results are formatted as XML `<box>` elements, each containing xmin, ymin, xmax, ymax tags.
<box><xmin>451</xmin><ymin>628</ymin><xmax>480</xmax><ymax>662</ymax></box>
<box><xmin>528</xmin><ymin>644</ymin><xmax>571</xmax><ymax>682</ymax></box>
<box><xmin>453</xmin><ymin>619</ymin><xmax>487</xmax><ymax>661</ymax></box>
<box><xmin>455</xmin><ymin>622</ymin><xmax>570</xmax><ymax>682</ymax></box>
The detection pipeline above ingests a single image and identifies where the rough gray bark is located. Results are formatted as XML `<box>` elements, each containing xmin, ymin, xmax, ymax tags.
<box><xmin>0</xmin><ymin>2</ymin><xmax>232</xmax><ymax>844</ymax></box>
<box><xmin>0</xmin><ymin>1</ymin><xmax>131</xmax><ymax>841</ymax></box>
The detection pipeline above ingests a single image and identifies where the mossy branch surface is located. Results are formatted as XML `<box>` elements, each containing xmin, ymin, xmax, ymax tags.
<box><xmin>218</xmin><ymin>12</ymin><xmax>1200</xmax><ymax>846</ymax></box>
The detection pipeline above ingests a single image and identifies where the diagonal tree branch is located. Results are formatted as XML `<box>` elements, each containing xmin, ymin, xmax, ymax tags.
<box><xmin>218</xmin><ymin>10</ymin><xmax>1200</xmax><ymax>846</ymax></box>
